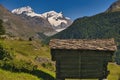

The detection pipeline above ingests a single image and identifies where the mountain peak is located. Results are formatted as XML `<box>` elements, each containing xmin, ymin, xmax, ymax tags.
<box><xmin>12</xmin><ymin>6</ymin><xmax>72</xmax><ymax>32</ymax></box>
<box><xmin>12</xmin><ymin>6</ymin><xmax>42</xmax><ymax>17</ymax></box>
<box><xmin>12</xmin><ymin>6</ymin><xmax>33</xmax><ymax>14</ymax></box>
<box><xmin>106</xmin><ymin>0</ymin><xmax>120</xmax><ymax>12</ymax></box>
<box><xmin>41</xmin><ymin>10</ymin><xmax>72</xmax><ymax>31</ymax></box>
<box><xmin>42</xmin><ymin>11</ymin><xmax>63</xmax><ymax>18</ymax></box>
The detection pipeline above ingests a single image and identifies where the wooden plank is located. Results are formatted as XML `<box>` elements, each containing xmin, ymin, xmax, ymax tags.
<box><xmin>54</xmin><ymin>50</ymin><xmax>112</xmax><ymax>79</ymax></box>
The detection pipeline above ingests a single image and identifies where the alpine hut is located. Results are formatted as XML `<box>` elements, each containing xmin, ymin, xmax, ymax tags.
<box><xmin>49</xmin><ymin>38</ymin><xmax>117</xmax><ymax>80</ymax></box>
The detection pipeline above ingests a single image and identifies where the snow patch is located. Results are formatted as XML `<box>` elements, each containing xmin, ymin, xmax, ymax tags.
<box><xmin>56</xmin><ymin>28</ymin><xmax>66</xmax><ymax>32</ymax></box>
<box><xmin>26</xmin><ymin>12</ymin><xmax>42</xmax><ymax>17</ymax></box>
<box><xmin>48</xmin><ymin>17</ymin><xmax>67</xmax><ymax>27</ymax></box>
<box><xmin>12</xmin><ymin>6</ymin><xmax>33</xmax><ymax>14</ymax></box>
<box><xmin>12</xmin><ymin>6</ymin><xmax>42</xmax><ymax>17</ymax></box>
<box><xmin>12</xmin><ymin>6</ymin><xmax>72</xmax><ymax>32</ymax></box>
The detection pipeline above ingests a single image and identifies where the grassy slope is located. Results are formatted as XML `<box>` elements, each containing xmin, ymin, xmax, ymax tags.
<box><xmin>108</xmin><ymin>63</ymin><xmax>120</xmax><ymax>80</ymax></box>
<box><xmin>2</xmin><ymin>40</ymin><xmax>55</xmax><ymax>74</ymax></box>
<box><xmin>0</xmin><ymin>39</ymin><xmax>120</xmax><ymax>80</ymax></box>
<box><xmin>0</xmin><ymin>69</ymin><xmax>40</xmax><ymax>80</ymax></box>
<box><xmin>1</xmin><ymin>39</ymin><xmax>51</xmax><ymax>59</ymax></box>
<box><xmin>0</xmin><ymin>39</ymin><xmax>55</xmax><ymax>80</ymax></box>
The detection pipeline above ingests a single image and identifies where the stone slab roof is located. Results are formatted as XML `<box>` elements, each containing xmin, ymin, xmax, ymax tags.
<box><xmin>49</xmin><ymin>38</ymin><xmax>117</xmax><ymax>51</ymax></box>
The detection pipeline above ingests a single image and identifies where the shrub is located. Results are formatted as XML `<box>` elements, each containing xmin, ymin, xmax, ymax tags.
<box><xmin>0</xmin><ymin>60</ymin><xmax>37</xmax><ymax>73</ymax></box>
<box><xmin>0</xmin><ymin>44</ymin><xmax>14</xmax><ymax>60</ymax></box>
<box><xmin>41</xmin><ymin>62</ymin><xmax>54</xmax><ymax>71</ymax></box>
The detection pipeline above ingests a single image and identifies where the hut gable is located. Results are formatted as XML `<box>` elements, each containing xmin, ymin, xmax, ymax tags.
<box><xmin>49</xmin><ymin>38</ymin><xmax>117</xmax><ymax>51</ymax></box>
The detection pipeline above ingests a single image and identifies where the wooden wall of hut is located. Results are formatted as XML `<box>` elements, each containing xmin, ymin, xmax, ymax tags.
<box><xmin>51</xmin><ymin>49</ymin><xmax>113</xmax><ymax>79</ymax></box>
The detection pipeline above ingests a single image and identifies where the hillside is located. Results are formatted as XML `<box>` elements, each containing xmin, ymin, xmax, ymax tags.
<box><xmin>0</xmin><ymin>5</ymin><xmax>54</xmax><ymax>39</ymax></box>
<box><xmin>12</xmin><ymin>6</ymin><xmax>72</xmax><ymax>34</ymax></box>
<box><xmin>50</xmin><ymin>0</ymin><xmax>120</xmax><ymax>40</ymax></box>
<box><xmin>44</xmin><ymin>3</ymin><xmax>120</xmax><ymax>64</ymax></box>
<box><xmin>51</xmin><ymin>11</ymin><xmax>120</xmax><ymax>40</ymax></box>
<box><xmin>106</xmin><ymin>0</ymin><xmax>120</xmax><ymax>12</ymax></box>
<box><xmin>0</xmin><ymin>38</ymin><xmax>55</xmax><ymax>80</ymax></box>
<box><xmin>1</xmin><ymin>1</ymin><xmax>120</xmax><ymax>80</ymax></box>
<box><xmin>1</xmin><ymin>39</ymin><xmax>120</xmax><ymax>80</ymax></box>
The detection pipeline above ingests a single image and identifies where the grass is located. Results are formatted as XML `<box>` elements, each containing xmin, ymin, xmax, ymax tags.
<box><xmin>0</xmin><ymin>39</ymin><xmax>51</xmax><ymax>58</ymax></box>
<box><xmin>38</xmin><ymin>67</ymin><xmax>55</xmax><ymax>78</ymax></box>
<box><xmin>0</xmin><ymin>39</ymin><xmax>53</xmax><ymax>67</ymax></box>
<box><xmin>0</xmin><ymin>39</ymin><xmax>120</xmax><ymax>80</ymax></box>
<box><xmin>108</xmin><ymin>63</ymin><xmax>120</xmax><ymax>80</ymax></box>
<box><xmin>0</xmin><ymin>39</ymin><xmax>55</xmax><ymax>80</ymax></box>
<box><xmin>0</xmin><ymin>68</ymin><xmax>40</xmax><ymax>80</ymax></box>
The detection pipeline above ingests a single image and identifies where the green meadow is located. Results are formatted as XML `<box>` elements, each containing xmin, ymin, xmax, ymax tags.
<box><xmin>0</xmin><ymin>39</ymin><xmax>120</xmax><ymax>80</ymax></box>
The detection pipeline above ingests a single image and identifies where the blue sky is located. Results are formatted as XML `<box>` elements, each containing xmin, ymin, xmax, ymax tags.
<box><xmin>0</xmin><ymin>0</ymin><xmax>117</xmax><ymax>20</ymax></box>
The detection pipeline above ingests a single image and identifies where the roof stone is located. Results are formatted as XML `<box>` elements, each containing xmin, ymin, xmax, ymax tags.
<box><xmin>49</xmin><ymin>38</ymin><xmax>117</xmax><ymax>51</ymax></box>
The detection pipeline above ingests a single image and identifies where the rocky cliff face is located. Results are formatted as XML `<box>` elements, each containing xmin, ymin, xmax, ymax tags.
<box><xmin>0</xmin><ymin>5</ymin><xmax>54</xmax><ymax>39</ymax></box>
<box><xmin>12</xmin><ymin>6</ymin><xmax>72</xmax><ymax>32</ymax></box>
<box><xmin>106</xmin><ymin>0</ymin><xmax>120</xmax><ymax>12</ymax></box>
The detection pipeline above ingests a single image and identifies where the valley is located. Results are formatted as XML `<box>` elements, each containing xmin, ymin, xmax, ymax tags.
<box><xmin>0</xmin><ymin>0</ymin><xmax>120</xmax><ymax>80</ymax></box>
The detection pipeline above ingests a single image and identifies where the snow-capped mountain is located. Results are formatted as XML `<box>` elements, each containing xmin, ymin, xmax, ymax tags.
<box><xmin>12</xmin><ymin>6</ymin><xmax>42</xmax><ymax>17</ymax></box>
<box><xmin>41</xmin><ymin>11</ymin><xmax>72</xmax><ymax>31</ymax></box>
<box><xmin>12</xmin><ymin>6</ymin><xmax>72</xmax><ymax>32</ymax></box>
<box><xmin>0</xmin><ymin>5</ymin><xmax>55</xmax><ymax>39</ymax></box>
